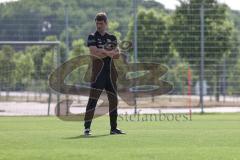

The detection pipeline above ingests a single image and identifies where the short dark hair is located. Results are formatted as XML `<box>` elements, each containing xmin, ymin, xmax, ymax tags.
<box><xmin>95</xmin><ymin>12</ymin><xmax>108</xmax><ymax>23</ymax></box>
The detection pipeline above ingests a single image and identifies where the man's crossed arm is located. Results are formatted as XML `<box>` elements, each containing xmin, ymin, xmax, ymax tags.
<box><xmin>89</xmin><ymin>46</ymin><xmax>120</xmax><ymax>59</ymax></box>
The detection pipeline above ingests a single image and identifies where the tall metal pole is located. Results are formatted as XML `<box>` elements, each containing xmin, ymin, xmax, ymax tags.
<box><xmin>133</xmin><ymin>0</ymin><xmax>138</xmax><ymax>114</ymax></box>
<box><xmin>133</xmin><ymin>0</ymin><xmax>138</xmax><ymax>62</ymax></box>
<box><xmin>56</xmin><ymin>45</ymin><xmax>61</xmax><ymax>116</ymax></box>
<box><xmin>64</xmin><ymin>4</ymin><xmax>70</xmax><ymax>115</ymax></box>
<box><xmin>223</xmin><ymin>57</ymin><xmax>226</xmax><ymax>102</ymax></box>
<box><xmin>64</xmin><ymin>4</ymin><xmax>69</xmax><ymax>60</ymax></box>
<box><xmin>200</xmin><ymin>3</ymin><xmax>205</xmax><ymax>114</ymax></box>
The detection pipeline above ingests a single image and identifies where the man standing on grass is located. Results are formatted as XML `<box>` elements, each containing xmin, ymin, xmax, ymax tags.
<box><xmin>84</xmin><ymin>12</ymin><xmax>125</xmax><ymax>136</ymax></box>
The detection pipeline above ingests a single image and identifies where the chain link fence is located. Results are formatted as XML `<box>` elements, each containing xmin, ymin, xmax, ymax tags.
<box><xmin>0</xmin><ymin>0</ymin><xmax>240</xmax><ymax>116</ymax></box>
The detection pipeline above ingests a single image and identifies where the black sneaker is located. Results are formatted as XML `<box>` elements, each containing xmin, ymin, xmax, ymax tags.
<box><xmin>110</xmin><ymin>128</ymin><xmax>126</xmax><ymax>135</ymax></box>
<box><xmin>84</xmin><ymin>128</ymin><xmax>92</xmax><ymax>136</ymax></box>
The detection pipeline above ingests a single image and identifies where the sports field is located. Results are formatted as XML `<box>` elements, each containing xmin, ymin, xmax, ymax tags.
<box><xmin>0</xmin><ymin>114</ymin><xmax>239</xmax><ymax>160</ymax></box>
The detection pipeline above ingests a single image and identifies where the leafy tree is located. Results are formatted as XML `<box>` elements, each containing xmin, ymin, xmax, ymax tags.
<box><xmin>126</xmin><ymin>8</ymin><xmax>172</xmax><ymax>63</ymax></box>
<box><xmin>108</xmin><ymin>21</ymin><xmax>122</xmax><ymax>40</ymax></box>
<box><xmin>170</xmin><ymin>0</ymin><xmax>235</xmax><ymax>101</ymax></box>
<box><xmin>70</xmin><ymin>39</ymin><xmax>89</xmax><ymax>58</ymax></box>
<box><xmin>0</xmin><ymin>46</ymin><xmax>16</xmax><ymax>99</ymax></box>
<box><xmin>14</xmin><ymin>51</ymin><xmax>34</xmax><ymax>90</ymax></box>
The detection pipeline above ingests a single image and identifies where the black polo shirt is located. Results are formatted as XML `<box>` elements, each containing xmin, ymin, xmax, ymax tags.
<box><xmin>87</xmin><ymin>31</ymin><xmax>117</xmax><ymax>71</ymax></box>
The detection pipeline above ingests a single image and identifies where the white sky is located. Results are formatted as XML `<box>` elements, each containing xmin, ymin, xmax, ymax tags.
<box><xmin>0</xmin><ymin>0</ymin><xmax>239</xmax><ymax>11</ymax></box>
<box><xmin>156</xmin><ymin>0</ymin><xmax>240</xmax><ymax>10</ymax></box>
<box><xmin>0</xmin><ymin>0</ymin><xmax>18</xmax><ymax>3</ymax></box>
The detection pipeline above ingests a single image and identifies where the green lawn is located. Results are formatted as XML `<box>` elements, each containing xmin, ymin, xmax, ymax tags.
<box><xmin>0</xmin><ymin>114</ymin><xmax>240</xmax><ymax>160</ymax></box>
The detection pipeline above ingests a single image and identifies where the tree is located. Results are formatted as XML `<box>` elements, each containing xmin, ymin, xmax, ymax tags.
<box><xmin>126</xmin><ymin>8</ymin><xmax>172</xmax><ymax>63</ymax></box>
<box><xmin>14</xmin><ymin>51</ymin><xmax>34</xmax><ymax>90</ymax></box>
<box><xmin>108</xmin><ymin>21</ymin><xmax>122</xmax><ymax>40</ymax></box>
<box><xmin>0</xmin><ymin>45</ymin><xmax>16</xmax><ymax>100</ymax></box>
<box><xmin>170</xmin><ymin>0</ymin><xmax>235</xmax><ymax>101</ymax></box>
<box><xmin>227</xmin><ymin>58</ymin><xmax>240</xmax><ymax>96</ymax></box>
<box><xmin>70</xmin><ymin>39</ymin><xmax>89</xmax><ymax>58</ymax></box>
<box><xmin>65</xmin><ymin>38</ymin><xmax>89</xmax><ymax>85</ymax></box>
<box><xmin>225</xmin><ymin>10</ymin><xmax>240</xmax><ymax>96</ymax></box>
<box><xmin>41</xmin><ymin>35</ymin><xmax>66</xmax><ymax>79</ymax></box>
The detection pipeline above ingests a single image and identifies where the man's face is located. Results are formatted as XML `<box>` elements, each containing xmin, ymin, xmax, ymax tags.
<box><xmin>96</xmin><ymin>20</ymin><xmax>107</xmax><ymax>33</ymax></box>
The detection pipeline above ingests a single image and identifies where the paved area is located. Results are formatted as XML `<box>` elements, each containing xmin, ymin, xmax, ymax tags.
<box><xmin>0</xmin><ymin>102</ymin><xmax>240</xmax><ymax>116</ymax></box>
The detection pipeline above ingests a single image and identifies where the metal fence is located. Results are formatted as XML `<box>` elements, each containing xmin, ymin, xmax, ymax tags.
<box><xmin>0</xmin><ymin>0</ymin><xmax>240</xmax><ymax>116</ymax></box>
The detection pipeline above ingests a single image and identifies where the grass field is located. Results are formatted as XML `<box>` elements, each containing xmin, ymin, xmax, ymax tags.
<box><xmin>0</xmin><ymin>114</ymin><xmax>240</xmax><ymax>160</ymax></box>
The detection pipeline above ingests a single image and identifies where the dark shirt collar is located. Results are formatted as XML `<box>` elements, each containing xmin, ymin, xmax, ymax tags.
<box><xmin>95</xmin><ymin>31</ymin><xmax>108</xmax><ymax>37</ymax></box>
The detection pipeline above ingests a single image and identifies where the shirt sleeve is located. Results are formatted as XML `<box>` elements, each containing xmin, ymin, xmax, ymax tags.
<box><xmin>87</xmin><ymin>34</ymin><xmax>96</xmax><ymax>47</ymax></box>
